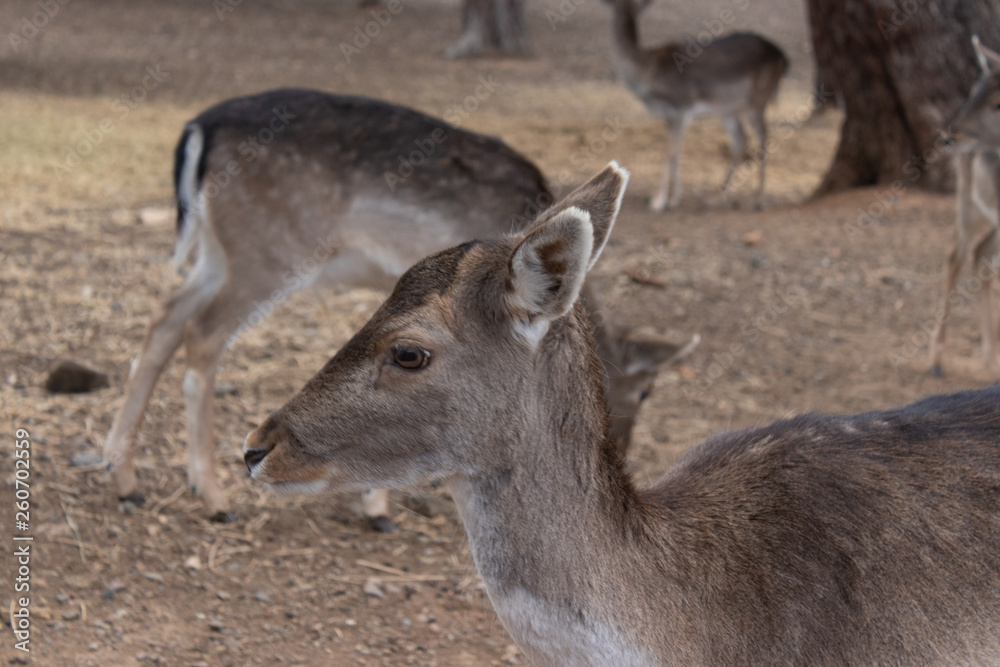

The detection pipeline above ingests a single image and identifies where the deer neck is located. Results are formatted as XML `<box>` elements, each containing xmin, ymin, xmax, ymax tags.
<box><xmin>447</xmin><ymin>317</ymin><xmax>659</xmax><ymax>665</ymax></box>
<box><xmin>609</xmin><ymin>1</ymin><xmax>646</xmax><ymax>78</ymax></box>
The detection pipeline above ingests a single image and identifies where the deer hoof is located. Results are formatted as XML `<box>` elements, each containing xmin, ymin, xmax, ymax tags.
<box><xmin>118</xmin><ymin>491</ymin><xmax>146</xmax><ymax>506</ymax></box>
<box><xmin>209</xmin><ymin>510</ymin><xmax>238</xmax><ymax>524</ymax></box>
<box><xmin>368</xmin><ymin>515</ymin><xmax>397</xmax><ymax>533</ymax></box>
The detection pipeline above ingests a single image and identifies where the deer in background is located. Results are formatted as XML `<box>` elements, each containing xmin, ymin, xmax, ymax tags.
<box><xmin>607</xmin><ymin>0</ymin><xmax>787</xmax><ymax>211</ymax></box>
<box><xmin>929</xmin><ymin>36</ymin><xmax>1000</xmax><ymax>377</ymax></box>
<box><xmin>244</xmin><ymin>162</ymin><xmax>1000</xmax><ymax>665</ymax></box>
<box><xmin>103</xmin><ymin>90</ymin><xmax>697</xmax><ymax>525</ymax></box>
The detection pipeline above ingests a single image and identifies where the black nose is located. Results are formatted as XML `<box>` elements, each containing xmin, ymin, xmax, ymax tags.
<box><xmin>244</xmin><ymin>448</ymin><xmax>270</xmax><ymax>471</ymax></box>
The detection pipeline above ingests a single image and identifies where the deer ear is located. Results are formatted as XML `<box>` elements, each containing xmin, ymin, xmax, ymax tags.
<box><xmin>507</xmin><ymin>208</ymin><xmax>594</xmax><ymax>346</ymax></box>
<box><xmin>616</xmin><ymin>332</ymin><xmax>700</xmax><ymax>376</ymax></box>
<box><xmin>534</xmin><ymin>162</ymin><xmax>629</xmax><ymax>271</ymax></box>
<box><xmin>972</xmin><ymin>35</ymin><xmax>1000</xmax><ymax>74</ymax></box>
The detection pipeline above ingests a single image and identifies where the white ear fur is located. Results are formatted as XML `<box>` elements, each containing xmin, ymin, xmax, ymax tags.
<box><xmin>973</xmin><ymin>35</ymin><xmax>1000</xmax><ymax>74</ymax></box>
<box><xmin>508</xmin><ymin>208</ymin><xmax>594</xmax><ymax>347</ymax></box>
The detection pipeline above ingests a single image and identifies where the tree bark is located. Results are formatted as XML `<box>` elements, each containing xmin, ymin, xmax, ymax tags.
<box><xmin>446</xmin><ymin>0</ymin><xmax>528</xmax><ymax>59</ymax></box>
<box><xmin>806</xmin><ymin>0</ymin><xmax>1000</xmax><ymax>196</ymax></box>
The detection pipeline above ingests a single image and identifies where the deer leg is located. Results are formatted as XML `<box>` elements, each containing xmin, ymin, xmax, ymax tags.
<box><xmin>747</xmin><ymin>108</ymin><xmax>769</xmax><ymax>210</ymax></box>
<box><xmin>362</xmin><ymin>489</ymin><xmax>396</xmax><ymax>532</ymax></box>
<box><xmin>972</xmin><ymin>227</ymin><xmax>1000</xmax><ymax>371</ymax></box>
<box><xmin>181</xmin><ymin>280</ymin><xmax>270</xmax><ymax>521</ymax></box>
<box><xmin>651</xmin><ymin>115</ymin><xmax>689</xmax><ymax>212</ymax></box>
<box><xmin>103</xmin><ymin>281</ymin><xmax>216</xmax><ymax>504</ymax></box>
<box><xmin>720</xmin><ymin>115</ymin><xmax>748</xmax><ymax>204</ymax></box>
<box><xmin>929</xmin><ymin>240</ymin><xmax>969</xmax><ymax>376</ymax></box>
<box><xmin>929</xmin><ymin>153</ymin><xmax>974</xmax><ymax>376</ymax></box>
<box><xmin>445</xmin><ymin>0</ymin><xmax>489</xmax><ymax>59</ymax></box>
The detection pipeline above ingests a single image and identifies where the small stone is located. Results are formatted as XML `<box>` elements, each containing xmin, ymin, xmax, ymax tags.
<box><xmin>141</xmin><ymin>571</ymin><xmax>164</xmax><ymax>583</ymax></box>
<box><xmin>208</xmin><ymin>618</ymin><xmax>226</xmax><ymax>633</ymax></box>
<box><xmin>62</xmin><ymin>609</ymin><xmax>81</xmax><ymax>621</ymax></box>
<box><xmin>742</xmin><ymin>229</ymin><xmax>763</xmax><ymax>246</ymax></box>
<box><xmin>253</xmin><ymin>591</ymin><xmax>270</xmax><ymax>603</ymax></box>
<box><xmin>45</xmin><ymin>360</ymin><xmax>110</xmax><ymax>394</ymax></box>
<box><xmin>102</xmin><ymin>580</ymin><xmax>126</xmax><ymax>600</ymax></box>
<box><xmin>137</xmin><ymin>207</ymin><xmax>173</xmax><ymax>226</ymax></box>
<box><xmin>55</xmin><ymin>593</ymin><xmax>71</xmax><ymax>604</ymax></box>
<box><xmin>184</xmin><ymin>555</ymin><xmax>202</xmax><ymax>570</ymax></box>
<box><xmin>363</xmin><ymin>578</ymin><xmax>385</xmax><ymax>599</ymax></box>
<box><xmin>216</xmin><ymin>591</ymin><xmax>231</xmax><ymax>601</ymax></box>
<box><xmin>214</xmin><ymin>382</ymin><xmax>238</xmax><ymax>397</ymax></box>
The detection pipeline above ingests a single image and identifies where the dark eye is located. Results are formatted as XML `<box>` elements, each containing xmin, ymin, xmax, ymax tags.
<box><xmin>639</xmin><ymin>390</ymin><xmax>651</xmax><ymax>402</ymax></box>
<box><xmin>391</xmin><ymin>344</ymin><xmax>430</xmax><ymax>370</ymax></box>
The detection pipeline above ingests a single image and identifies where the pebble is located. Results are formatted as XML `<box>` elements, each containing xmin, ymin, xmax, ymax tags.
<box><xmin>253</xmin><ymin>591</ymin><xmax>270</xmax><ymax>603</ymax></box>
<box><xmin>137</xmin><ymin>207</ymin><xmax>173</xmax><ymax>226</ymax></box>
<box><xmin>362</xmin><ymin>578</ymin><xmax>385</xmax><ymax>599</ymax></box>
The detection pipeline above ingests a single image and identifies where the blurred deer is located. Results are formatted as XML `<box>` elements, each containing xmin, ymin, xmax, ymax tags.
<box><xmin>929</xmin><ymin>36</ymin><xmax>1000</xmax><ymax>377</ymax></box>
<box><xmin>246</xmin><ymin>163</ymin><xmax>1000</xmax><ymax>665</ymax></box>
<box><xmin>103</xmin><ymin>90</ymin><xmax>696</xmax><ymax>525</ymax></box>
<box><xmin>607</xmin><ymin>0</ymin><xmax>787</xmax><ymax>210</ymax></box>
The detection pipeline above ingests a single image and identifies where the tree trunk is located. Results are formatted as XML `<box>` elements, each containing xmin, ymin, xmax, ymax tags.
<box><xmin>806</xmin><ymin>0</ymin><xmax>1000</xmax><ymax>196</ymax></box>
<box><xmin>446</xmin><ymin>0</ymin><xmax>528</xmax><ymax>59</ymax></box>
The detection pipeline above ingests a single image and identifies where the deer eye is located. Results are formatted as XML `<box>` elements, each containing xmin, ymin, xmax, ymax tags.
<box><xmin>639</xmin><ymin>389</ymin><xmax>651</xmax><ymax>402</ymax></box>
<box><xmin>391</xmin><ymin>344</ymin><xmax>430</xmax><ymax>370</ymax></box>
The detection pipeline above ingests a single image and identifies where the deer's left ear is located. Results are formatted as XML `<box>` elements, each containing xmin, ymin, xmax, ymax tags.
<box><xmin>533</xmin><ymin>161</ymin><xmax>629</xmax><ymax>271</ymax></box>
<box><xmin>972</xmin><ymin>35</ymin><xmax>1000</xmax><ymax>74</ymax></box>
<box><xmin>507</xmin><ymin>207</ymin><xmax>594</xmax><ymax>345</ymax></box>
<box><xmin>506</xmin><ymin>163</ymin><xmax>629</xmax><ymax>346</ymax></box>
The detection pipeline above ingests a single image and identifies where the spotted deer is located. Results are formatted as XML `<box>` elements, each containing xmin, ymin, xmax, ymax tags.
<box><xmin>929</xmin><ymin>36</ymin><xmax>1000</xmax><ymax>377</ymax></box>
<box><xmin>245</xmin><ymin>163</ymin><xmax>1000</xmax><ymax>665</ymax></box>
<box><xmin>103</xmin><ymin>90</ymin><xmax>696</xmax><ymax>525</ymax></box>
<box><xmin>607</xmin><ymin>0</ymin><xmax>787</xmax><ymax>210</ymax></box>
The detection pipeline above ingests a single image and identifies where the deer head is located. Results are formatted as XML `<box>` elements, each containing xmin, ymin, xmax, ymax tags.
<box><xmin>945</xmin><ymin>36</ymin><xmax>1000</xmax><ymax>150</ymax></box>
<box><xmin>244</xmin><ymin>163</ymin><xmax>630</xmax><ymax>492</ymax></box>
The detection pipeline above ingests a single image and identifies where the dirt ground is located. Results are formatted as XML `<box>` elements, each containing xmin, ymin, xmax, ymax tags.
<box><xmin>1</xmin><ymin>0</ymin><xmax>997</xmax><ymax>665</ymax></box>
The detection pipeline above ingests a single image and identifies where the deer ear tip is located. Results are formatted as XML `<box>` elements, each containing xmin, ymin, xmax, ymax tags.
<box><xmin>607</xmin><ymin>161</ymin><xmax>631</xmax><ymax>183</ymax></box>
